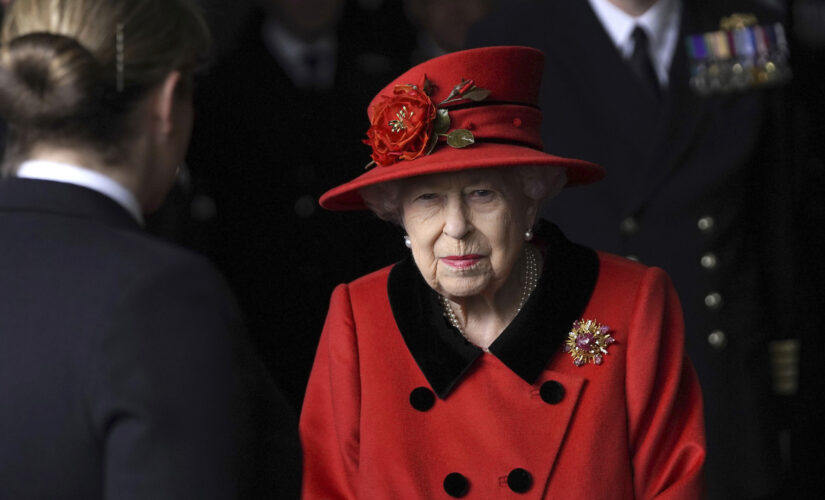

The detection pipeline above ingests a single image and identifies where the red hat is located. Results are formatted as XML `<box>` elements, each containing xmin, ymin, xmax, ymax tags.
<box><xmin>319</xmin><ymin>46</ymin><xmax>604</xmax><ymax>211</ymax></box>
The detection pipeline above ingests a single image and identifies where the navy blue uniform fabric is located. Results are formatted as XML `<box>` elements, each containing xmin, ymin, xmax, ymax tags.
<box><xmin>468</xmin><ymin>1</ymin><xmax>795</xmax><ymax>498</ymax></box>
<box><xmin>0</xmin><ymin>178</ymin><xmax>301</xmax><ymax>499</ymax></box>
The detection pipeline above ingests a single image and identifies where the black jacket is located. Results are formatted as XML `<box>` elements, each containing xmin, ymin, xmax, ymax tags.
<box><xmin>0</xmin><ymin>178</ymin><xmax>301</xmax><ymax>499</ymax></box>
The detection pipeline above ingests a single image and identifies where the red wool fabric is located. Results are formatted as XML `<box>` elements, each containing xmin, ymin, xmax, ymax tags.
<box><xmin>300</xmin><ymin>254</ymin><xmax>706</xmax><ymax>499</ymax></box>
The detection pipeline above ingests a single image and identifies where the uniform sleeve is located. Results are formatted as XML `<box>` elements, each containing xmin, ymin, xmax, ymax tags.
<box><xmin>300</xmin><ymin>284</ymin><xmax>362</xmax><ymax>500</ymax></box>
<box><xmin>626</xmin><ymin>267</ymin><xmax>706</xmax><ymax>500</ymax></box>
<box><xmin>88</xmin><ymin>255</ymin><xmax>301</xmax><ymax>500</ymax></box>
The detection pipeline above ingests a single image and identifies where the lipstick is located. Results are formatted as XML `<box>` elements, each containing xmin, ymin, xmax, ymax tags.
<box><xmin>441</xmin><ymin>254</ymin><xmax>483</xmax><ymax>269</ymax></box>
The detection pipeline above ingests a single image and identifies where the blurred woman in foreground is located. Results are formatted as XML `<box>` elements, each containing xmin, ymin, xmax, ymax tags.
<box><xmin>0</xmin><ymin>1</ymin><xmax>300</xmax><ymax>498</ymax></box>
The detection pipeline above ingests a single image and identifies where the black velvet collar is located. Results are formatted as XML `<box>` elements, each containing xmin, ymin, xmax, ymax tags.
<box><xmin>388</xmin><ymin>222</ymin><xmax>599</xmax><ymax>399</ymax></box>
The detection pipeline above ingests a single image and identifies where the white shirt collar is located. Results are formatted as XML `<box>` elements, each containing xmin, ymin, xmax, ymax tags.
<box><xmin>587</xmin><ymin>0</ymin><xmax>682</xmax><ymax>85</ymax></box>
<box><xmin>16</xmin><ymin>160</ymin><xmax>144</xmax><ymax>225</ymax></box>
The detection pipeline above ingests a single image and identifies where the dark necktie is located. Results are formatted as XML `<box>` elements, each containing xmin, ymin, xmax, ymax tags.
<box><xmin>302</xmin><ymin>49</ymin><xmax>319</xmax><ymax>85</ymax></box>
<box><xmin>629</xmin><ymin>26</ymin><xmax>660</xmax><ymax>100</ymax></box>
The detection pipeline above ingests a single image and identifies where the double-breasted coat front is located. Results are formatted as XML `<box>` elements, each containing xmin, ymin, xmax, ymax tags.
<box><xmin>301</xmin><ymin>225</ymin><xmax>705</xmax><ymax>499</ymax></box>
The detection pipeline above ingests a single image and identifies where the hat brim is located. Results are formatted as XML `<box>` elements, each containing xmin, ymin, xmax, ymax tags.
<box><xmin>319</xmin><ymin>142</ymin><xmax>605</xmax><ymax>211</ymax></box>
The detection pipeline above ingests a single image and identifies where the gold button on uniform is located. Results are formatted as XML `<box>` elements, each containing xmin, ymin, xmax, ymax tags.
<box><xmin>697</xmin><ymin>216</ymin><xmax>715</xmax><ymax>232</ymax></box>
<box><xmin>191</xmin><ymin>194</ymin><xmax>217</xmax><ymax>222</ymax></box>
<box><xmin>620</xmin><ymin>217</ymin><xmax>639</xmax><ymax>235</ymax></box>
<box><xmin>708</xmin><ymin>330</ymin><xmax>727</xmax><ymax>349</ymax></box>
<box><xmin>704</xmin><ymin>292</ymin><xmax>723</xmax><ymax>310</ymax></box>
<box><xmin>294</xmin><ymin>194</ymin><xmax>316</xmax><ymax>218</ymax></box>
<box><xmin>700</xmin><ymin>253</ymin><xmax>718</xmax><ymax>269</ymax></box>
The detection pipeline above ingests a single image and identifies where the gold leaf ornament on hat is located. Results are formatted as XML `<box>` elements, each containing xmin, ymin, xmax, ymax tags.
<box><xmin>445</xmin><ymin>129</ymin><xmax>475</xmax><ymax>148</ymax></box>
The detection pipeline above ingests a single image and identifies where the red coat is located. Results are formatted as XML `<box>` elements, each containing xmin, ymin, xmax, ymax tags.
<box><xmin>301</xmin><ymin>227</ymin><xmax>705</xmax><ymax>499</ymax></box>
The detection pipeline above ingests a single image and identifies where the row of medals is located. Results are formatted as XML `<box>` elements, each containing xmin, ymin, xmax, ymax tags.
<box><xmin>686</xmin><ymin>14</ymin><xmax>792</xmax><ymax>94</ymax></box>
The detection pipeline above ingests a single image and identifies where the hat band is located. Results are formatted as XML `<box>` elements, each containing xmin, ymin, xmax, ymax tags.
<box><xmin>472</xmin><ymin>137</ymin><xmax>544</xmax><ymax>151</ymax></box>
<box><xmin>446</xmin><ymin>104</ymin><xmax>544</xmax><ymax>151</ymax></box>
<box><xmin>442</xmin><ymin>100</ymin><xmax>541</xmax><ymax>111</ymax></box>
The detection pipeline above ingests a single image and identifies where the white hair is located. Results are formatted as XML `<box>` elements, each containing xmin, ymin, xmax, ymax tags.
<box><xmin>358</xmin><ymin>165</ymin><xmax>568</xmax><ymax>226</ymax></box>
<box><xmin>360</xmin><ymin>180</ymin><xmax>404</xmax><ymax>224</ymax></box>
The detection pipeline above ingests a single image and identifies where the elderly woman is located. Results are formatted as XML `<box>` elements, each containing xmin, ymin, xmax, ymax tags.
<box><xmin>0</xmin><ymin>0</ymin><xmax>300</xmax><ymax>498</ymax></box>
<box><xmin>300</xmin><ymin>47</ymin><xmax>705</xmax><ymax>499</ymax></box>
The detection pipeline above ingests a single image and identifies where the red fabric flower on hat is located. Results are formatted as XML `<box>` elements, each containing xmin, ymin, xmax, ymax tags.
<box><xmin>362</xmin><ymin>76</ymin><xmax>491</xmax><ymax>169</ymax></box>
<box><xmin>365</xmin><ymin>84</ymin><xmax>437</xmax><ymax>168</ymax></box>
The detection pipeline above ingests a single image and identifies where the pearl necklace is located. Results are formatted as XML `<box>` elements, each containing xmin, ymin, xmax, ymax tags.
<box><xmin>439</xmin><ymin>245</ymin><xmax>539</xmax><ymax>351</ymax></box>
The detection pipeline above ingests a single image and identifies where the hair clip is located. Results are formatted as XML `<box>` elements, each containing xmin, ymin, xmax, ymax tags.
<box><xmin>116</xmin><ymin>23</ymin><xmax>125</xmax><ymax>92</ymax></box>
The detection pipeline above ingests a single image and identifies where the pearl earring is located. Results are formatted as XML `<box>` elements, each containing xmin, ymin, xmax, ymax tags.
<box><xmin>403</xmin><ymin>235</ymin><xmax>412</xmax><ymax>248</ymax></box>
<box><xmin>524</xmin><ymin>229</ymin><xmax>534</xmax><ymax>241</ymax></box>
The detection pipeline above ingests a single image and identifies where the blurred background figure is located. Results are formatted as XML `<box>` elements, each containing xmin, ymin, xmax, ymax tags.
<box><xmin>467</xmin><ymin>0</ymin><xmax>806</xmax><ymax>499</ymax></box>
<box><xmin>0</xmin><ymin>0</ymin><xmax>301</xmax><ymax>498</ymax></box>
<box><xmin>184</xmin><ymin>0</ymin><xmax>411</xmax><ymax>409</ymax></box>
<box><xmin>785</xmin><ymin>0</ymin><xmax>825</xmax><ymax>497</ymax></box>
<box><xmin>178</xmin><ymin>0</ymin><xmax>507</xmax><ymax>411</ymax></box>
<box><xmin>403</xmin><ymin>0</ymin><xmax>496</xmax><ymax>63</ymax></box>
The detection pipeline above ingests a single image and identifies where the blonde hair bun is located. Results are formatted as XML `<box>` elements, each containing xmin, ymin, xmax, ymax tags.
<box><xmin>0</xmin><ymin>0</ymin><xmax>210</xmax><ymax>171</ymax></box>
<box><xmin>0</xmin><ymin>32</ymin><xmax>104</xmax><ymax>128</ymax></box>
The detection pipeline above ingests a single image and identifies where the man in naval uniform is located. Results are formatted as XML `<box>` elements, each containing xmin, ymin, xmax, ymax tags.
<box><xmin>468</xmin><ymin>0</ymin><xmax>798</xmax><ymax>498</ymax></box>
